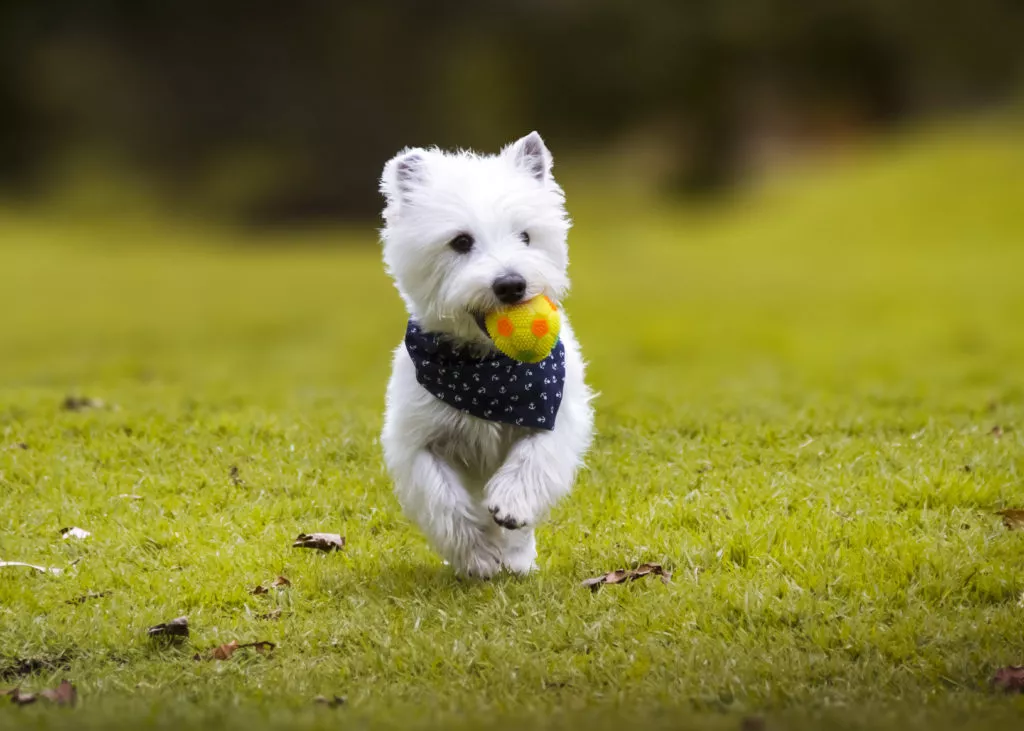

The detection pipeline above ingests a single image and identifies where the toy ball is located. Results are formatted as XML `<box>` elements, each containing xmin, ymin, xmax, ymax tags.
<box><xmin>485</xmin><ymin>295</ymin><xmax>561</xmax><ymax>363</ymax></box>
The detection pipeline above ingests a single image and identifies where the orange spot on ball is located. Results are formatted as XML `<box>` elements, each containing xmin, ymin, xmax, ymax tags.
<box><xmin>497</xmin><ymin>317</ymin><xmax>515</xmax><ymax>338</ymax></box>
<box><xmin>531</xmin><ymin>317</ymin><xmax>549</xmax><ymax>338</ymax></box>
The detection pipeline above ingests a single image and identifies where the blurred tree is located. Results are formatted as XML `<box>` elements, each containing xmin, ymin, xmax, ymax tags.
<box><xmin>0</xmin><ymin>0</ymin><xmax>1020</xmax><ymax>221</ymax></box>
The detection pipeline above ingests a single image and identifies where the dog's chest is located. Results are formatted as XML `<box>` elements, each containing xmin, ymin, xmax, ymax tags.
<box><xmin>429</xmin><ymin>409</ymin><xmax>522</xmax><ymax>484</ymax></box>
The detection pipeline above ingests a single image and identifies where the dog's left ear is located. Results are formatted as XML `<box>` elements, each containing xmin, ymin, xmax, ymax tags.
<box><xmin>505</xmin><ymin>131</ymin><xmax>552</xmax><ymax>183</ymax></box>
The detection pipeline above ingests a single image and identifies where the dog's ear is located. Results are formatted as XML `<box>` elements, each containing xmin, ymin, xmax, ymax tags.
<box><xmin>505</xmin><ymin>131</ymin><xmax>552</xmax><ymax>183</ymax></box>
<box><xmin>381</xmin><ymin>148</ymin><xmax>428</xmax><ymax>208</ymax></box>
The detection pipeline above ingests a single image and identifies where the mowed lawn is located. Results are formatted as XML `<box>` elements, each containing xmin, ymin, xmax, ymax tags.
<box><xmin>1</xmin><ymin>126</ymin><xmax>1023</xmax><ymax>730</ymax></box>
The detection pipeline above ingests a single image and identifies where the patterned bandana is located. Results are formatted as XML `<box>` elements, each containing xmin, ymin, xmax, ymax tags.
<box><xmin>405</xmin><ymin>320</ymin><xmax>565</xmax><ymax>430</ymax></box>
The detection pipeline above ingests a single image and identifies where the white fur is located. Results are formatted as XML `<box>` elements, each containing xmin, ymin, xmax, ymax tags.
<box><xmin>379</xmin><ymin>132</ymin><xmax>595</xmax><ymax>578</ymax></box>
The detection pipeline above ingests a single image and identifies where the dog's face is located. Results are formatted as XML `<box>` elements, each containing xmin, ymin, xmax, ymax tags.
<box><xmin>380</xmin><ymin>132</ymin><xmax>571</xmax><ymax>344</ymax></box>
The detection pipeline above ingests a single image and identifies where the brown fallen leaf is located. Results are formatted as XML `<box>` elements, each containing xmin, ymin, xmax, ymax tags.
<box><xmin>229</xmin><ymin>465</ymin><xmax>244</xmax><ymax>486</ymax></box>
<box><xmin>38</xmin><ymin>680</ymin><xmax>77</xmax><ymax>707</ymax></box>
<box><xmin>60</xmin><ymin>527</ymin><xmax>91</xmax><ymax>540</ymax></box>
<box><xmin>293</xmin><ymin>533</ymin><xmax>345</xmax><ymax>552</ymax></box>
<box><xmin>314</xmin><ymin>694</ymin><xmax>346</xmax><ymax>707</ymax></box>
<box><xmin>66</xmin><ymin>590</ymin><xmax>111</xmax><ymax>605</ymax></box>
<box><xmin>992</xmin><ymin>666</ymin><xmax>1024</xmax><ymax>693</ymax></box>
<box><xmin>602</xmin><ymin>569</ymin><xmax>631</xmax><ymax>585</ymax></box>
<box><xmin>991</xmin><ymin>425</ymin><xmax>1004</xmax><ymax>438</ymax></box>
<box><xmin>0</xmin><ymin>561</ymin><xmax>62</xmax><ymax>575</ymax></box>
<box><xmin>147</xmin><ymin>616</ymin><xmax>189</xmax><ymax>639</ymax></box>
<box><xmin>581</xmin><ymin>563</ymin><xmax>672</xmax><ymax>592</ymax></box>
<box><xmin>256</xmin><ymin>609</ymin><xmax>283</xmax><ymax>621</ymax></box>
<box><xmin>210</xmin><ymin>641</ymin><xmax>239</xmax><ymax>661</ymax></box>
<box><xmin>4</xmin><ymin>680</ymin><xmax>76</xmax><ymax>707</ymax></box>
<box><xmin>997</xmin><ymin>509</ymin><xmax>1024</xmax><ymax>530</ymax></box>
<box><xmin>196</xmin><ymin>640</ymin><xmax>275</xmax><ymax>661</ymax></box>
<box><xmin>251</xmin><ymin>575</ymin><xmax>290</xmax><ymax>593</ymax></box>
<box><xmin>9</xmin><ymin>689</ymin><xmax>37</xmax><ymax>705</ymax></box>
<box><xmin>62</xmin><ymin>396</ymin><xmax>105</xmax><ymax>412</ymax></box>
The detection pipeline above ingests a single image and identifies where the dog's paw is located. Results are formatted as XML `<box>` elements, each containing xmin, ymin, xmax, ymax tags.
<box><xmin>451</xmin><ymin>538</ymin><xmax>503</xmax><ymax>579</ymax></box>
<box><xmin>457</xmin><ymin>552</ymin><xmax>502</xmax><ymax>580</ymax></box>
<box><xmin>503</xmin><ymin>557</ymin><xmax>538</xmax><ymax>575</ymax></box>
<box><xmin>502</xmin><ymin>548</ymin><xmax>538</xmax><ymax>575</ymax></box>
<box><xmin>484</xmin><ymin>477</ymin><xmax>536</xmax><ymax>530</ymax></box>
<box><xmin>488</xmin><ymin>505</ymin><xmax>528</xmax><ymax>530</ymax></box>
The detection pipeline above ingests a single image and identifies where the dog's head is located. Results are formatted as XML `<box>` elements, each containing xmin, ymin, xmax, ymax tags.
<box><xmin>380</xmin><ymin>132</ymin><xmax>571</xmax><ymax>344</ymax></box>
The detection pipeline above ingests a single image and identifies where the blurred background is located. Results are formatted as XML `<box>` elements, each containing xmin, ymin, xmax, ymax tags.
<box><xmin>1</xmin><ymin>0</ymin><xmax>1021</xmax><ymax>224</ymax></box>
<box><xmin>0</xmin><ymin>0</ymin><xmax>1022</xmax><ymax>401</ymax></box>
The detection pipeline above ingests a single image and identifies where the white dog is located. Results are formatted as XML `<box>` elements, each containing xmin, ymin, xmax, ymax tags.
<box><xmin>378</xmin><ymin>132</ymin><xmax>595</xmax><ymax>578</ymax></box>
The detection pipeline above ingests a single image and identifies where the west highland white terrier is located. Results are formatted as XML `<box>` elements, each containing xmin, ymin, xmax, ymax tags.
<box><xmin>378</xmin><ymin>132</ymin><xmax>595</xmax><ymax>578</ymax></box>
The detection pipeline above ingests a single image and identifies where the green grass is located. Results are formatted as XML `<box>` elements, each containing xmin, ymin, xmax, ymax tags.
<box><xmin>1</xmin><ymin>124</ymin><xmax>1024</xmax><ymax>730</ymax></box>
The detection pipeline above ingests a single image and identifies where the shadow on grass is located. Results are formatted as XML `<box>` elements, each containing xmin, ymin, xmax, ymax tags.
<box><xmin>318</xmin><ymin>555</ymin><xmax>537</xmax><ymax>603</ymax></box>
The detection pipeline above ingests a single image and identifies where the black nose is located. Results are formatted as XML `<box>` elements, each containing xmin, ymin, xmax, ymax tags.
<box><xmin>492</xmin><ymin>273</ymin><xmax>527</xmax><ymax>304</ymax></box>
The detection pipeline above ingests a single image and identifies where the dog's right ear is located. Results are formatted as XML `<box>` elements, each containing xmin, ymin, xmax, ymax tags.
<box><xmin>381</xmin><ymin>148</ymin><xmax>428</xmax><ymax>210</ymax></box>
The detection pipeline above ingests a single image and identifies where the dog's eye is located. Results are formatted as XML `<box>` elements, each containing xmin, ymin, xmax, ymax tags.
<box><xmin>519</xmin><ymin>231</ymin><xmax>530</xmax><ymax>245</ymax></box>
<box><xmin>449</xmin><ymin>233</ymin><xmax>474</xmax><ymax>254</ymax></box>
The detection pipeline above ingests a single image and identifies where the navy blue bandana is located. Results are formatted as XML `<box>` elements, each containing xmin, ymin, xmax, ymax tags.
<box><xmin>405</xmin><ymin>320</ymin><xmax>565</xmax><ymax>430</ymax></box>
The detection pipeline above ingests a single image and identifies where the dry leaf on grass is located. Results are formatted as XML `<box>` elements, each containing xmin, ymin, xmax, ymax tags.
<box><xmin>147</xmin><ymin>616</ymin><xmax>189</xmax><ymax>639</ymax></box>
<box><xmin>66</xmin><ymin>591</ymin><xmax>111</xmax><ymax>605</ymax></box>
<box><xmin>209</xmin><ymin>641</ymin><xmax>239</xmax><ymax>661</ymax></box>
<box><xmin>8</xmin><ymin>689</ymin><xmax>37</xmax><ymax>705</ymax></box>
<box><xmin>997</xmin><ymin>509</ymin><xmax>1024</xmax><ymax>530</ymax></box>
<box><xmin>251</xmin><ymin>575</ymin><xmax>290</xmax><ymax>594</ymax></box>
<box><xmin>313</xmin><ymin>695</ymin><xmax>346</xmax><ymax>707</ymax></box>
<box><xmin>4</xmin><ymin>680</ymin><xmax>76</xmax><ymax>707</ymax></box>
<box><xmin>60</xmin><ymin>527</ymin><xmax>91</xmax><ymax>540</ymax></box>
<box><xmin>39</xmin><ymin>680</ymin><xmax>77</xmax><ymax>706</ymax></box>
<box><xmin>62</xmin><ymin>396</ymin><xmax>105</xmax><ymax>412</ymax></box>
<box><xmin>991</xmin><ymin>425</ymin><xmax>1004</xmax><ymax>437</ymax></box>
<box><xmin>0</xmin><ymin>561</ymin><xmax>62</xmax><ymax>575</ymax></box>
<box><xmin>293</xmin><ymin>533</ymin><xmax>345</xmax><ymax>552</ymax></box>
<box><xmin>992</xmin><ymin>666</ymin><xmax>1024</xmax><ymax>693</ymax></box>
<box><xmin>229</xmin><ymin>465</ymin><xmax>244</xmax><ymax>486</ymax></box>
<box><xmin>195</xmin><ymin>641</ymin><xmax>275</xmax><ymax>661</ymax></box>
<box><xmin>256</xmin><ymin>609</ymin><xmax>283</xmax><ymax>621</ymax></box>
<box><xmin>581</xmin><ymin>563</ymin><xmax>672</xmax><ymax>591</ymax></box>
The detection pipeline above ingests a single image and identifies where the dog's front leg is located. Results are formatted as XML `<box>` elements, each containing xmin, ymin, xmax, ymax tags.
<box><xmin>392</xmin><ymin>448</ymin><xmax>502</xmax><ymax>578</ymax></box>
<box><xmin>484</xmin><ymin>426</ymin><xmax>582</xmax><ymax>532</ymax></box>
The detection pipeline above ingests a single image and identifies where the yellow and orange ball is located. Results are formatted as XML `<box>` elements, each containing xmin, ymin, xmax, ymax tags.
<box><xmin>484</xmin><ymin>295</ymin><xmax>561</xmax><ymax>363</ymax></box>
